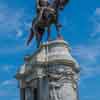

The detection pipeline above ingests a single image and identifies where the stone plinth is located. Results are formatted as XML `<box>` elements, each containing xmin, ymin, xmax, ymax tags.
<box><xmin>16</xmin><ymin>40</ymin><xmax>80</xmax><ymax>100</ymax></box>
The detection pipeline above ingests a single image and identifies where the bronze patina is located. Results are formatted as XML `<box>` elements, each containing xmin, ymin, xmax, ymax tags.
<box><xmin>27</xmin><ymin>0</ymin><xmax>69</xmax><ymax>47</ymax></box>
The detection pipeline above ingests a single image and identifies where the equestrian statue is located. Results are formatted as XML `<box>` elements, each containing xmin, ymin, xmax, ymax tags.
<box><xmin>27</xmin><ymin>0</ymin><xmax>69</xmax><ymax>47</ymax></box>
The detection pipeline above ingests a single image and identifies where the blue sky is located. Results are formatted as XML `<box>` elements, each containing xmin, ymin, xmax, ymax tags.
<box><xmin>0</xmin><ymin>0</ymin><xmax>100</xmax><ymax>100</ymax></box>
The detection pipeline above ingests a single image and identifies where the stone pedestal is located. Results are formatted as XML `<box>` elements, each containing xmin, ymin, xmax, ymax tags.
<box><xmin>16</xmin><ymin>40</ymin><xmax>80</xmax><ymax>100</ymax></box>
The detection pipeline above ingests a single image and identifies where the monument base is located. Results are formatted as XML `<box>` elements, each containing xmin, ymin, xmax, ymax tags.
<box><xmin>16</xmin><ymin>40</ymin><xmax>80</xmax><ymax>100</ymax></box>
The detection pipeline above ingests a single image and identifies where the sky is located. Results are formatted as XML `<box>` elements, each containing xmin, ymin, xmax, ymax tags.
<box><xmin>0</xmin><ymin>0</ymin><xmax>100</xmax><ymax>100</ymax></box>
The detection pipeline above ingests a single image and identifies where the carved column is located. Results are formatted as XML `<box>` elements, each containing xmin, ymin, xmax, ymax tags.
<box><xmin>20</xmin><ymin>88</ymin><xmax>25</xmax><ymax>100</ymax></box>
<box><xmin>19</xmin><ymin>81</ymin><xmax>26</xmax><ymax>100</ymax></box>
<box><xmin>37</xmin><ymin>77</ymin><xmax>49</xmax><ymax>100</ymax></box>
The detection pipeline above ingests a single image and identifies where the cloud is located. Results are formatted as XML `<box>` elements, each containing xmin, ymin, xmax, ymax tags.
<box><xmin>1</xmin><ymin>79</ymin><xmax>17</xmax><ymax>86</ymax></box>
<box><xmin>0</xmin><ymin>5</ymin><xmax>23</xmax><ymax>33</ymax></box>
<box><xmin>0</xmin><ymin>2</ymin><xmax>32</xmax><ymax>40</ymax></box>
<box><xmin>0</xmin><ymin>91</ymin><xmax>10</xmax><ymax>97</ymax></box>
<box><xmin>0</xmin><ymin>45</ymin><xmax>26</xmax><ymax>55</ymax></box>
<box><xmin>16</xmin><ymin>29</ymin><xmax>23</xmax><ymax>37</ymax></box>
<box><xmin>1</xmin><ymin>64</ymin><xmax>16</xmax><ymax>73</ymax></box>
<box><xmin>0</xmin><ymin>89</ymin><xmax>18</xmax><ymax>98</ymax></box>
<box><xmin>72</xmin><ymin>37</ymin><xmax>100</xmax><ymax>81</ymax></box>
<box><xmin>0</xmin><ymin>79</ymin><xmax>18</xmax><ymax>97</ymax></box>
<box><xmin>90</xmin><ymin>8</ymin><xmax>100</xmax><ymax>37</ymax></box>
<box><xmin>73</xmin><ymin>44</ymin><xmax>100</xmax><ymax>62</ymax></box>
<box><xmin>95</xmin><ymin>8</ymin><xmax>100</xmax><ymax>15</ymax></box>
<box><xmin>72</xmin><ymin>45</ymin><xmax>100</xmax><ymax>86</ymax></box>
<box><xmin>0</xmin><ymin>2</ymin><xmax>34</xmax><ymax>55</ymax></box>
<box><xmin>80</xmin><ymin>64</ymin><xmax>100</xmax><ymax>80</ymax></box>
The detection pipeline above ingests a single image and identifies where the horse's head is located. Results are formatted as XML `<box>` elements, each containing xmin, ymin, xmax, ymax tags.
<box><xmin>51</xmin><ymin>0</ymin><xmax>69</xmax><ymax>10</ymax></box>
<box><xmin>58</xmin><ymin>0</ymin><xmax>69</xmax><ymax>10</ymax></box>
<box><xmin>39</xmin><ymin>0</ymin><xmax>49</xmax><ymax>7</ymax></box>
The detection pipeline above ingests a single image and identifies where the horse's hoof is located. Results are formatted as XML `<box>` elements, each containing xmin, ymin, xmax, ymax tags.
<box><xmin>48</xmin><ymin>38</ymin><xmax>52</xmax><ymax>41</ymax></box>
<box><xmin>57</xmin><ymin>35</ymin><xmax>63</xmax><ymax>40</ymax></box>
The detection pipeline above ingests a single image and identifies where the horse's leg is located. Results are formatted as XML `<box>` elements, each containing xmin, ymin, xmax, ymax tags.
<box><xmin>36</xmin><ymin>30</ymin><xmax>44</xmax><ymax>48</ymax></box>
<box><xmin>56</xmin><ymin>22</ymin><xmax>63</xmax><ymax>39</ymax></box>
<box><xmin>36</xmin><ymin>32</ymin><xmax>40</xmax><ymax>48</ymax></box>
<box><xmin>27</xmin><ymin>28</ymin><xmax>34</xmax><ymax>46</ymax></box>
<box><xmin>37</xmin><ymin>33</ymin><xmax>43</xmax><ymax>48</ymax></box>
<box><xmin>55</xmin><ymin>9</ymin><xmax>63</xmax><ymax>40</ymax></box>
<box><xmin>47</xmin><ymin>26</ymin><xmax>51</xmax><ymax>41</ymax></box>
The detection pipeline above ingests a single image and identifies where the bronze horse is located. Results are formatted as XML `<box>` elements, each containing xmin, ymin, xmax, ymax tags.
<box><xmin>27</xmin><ymin>0</ymin><xmax>69</xmax><ymax>47</ymax></box>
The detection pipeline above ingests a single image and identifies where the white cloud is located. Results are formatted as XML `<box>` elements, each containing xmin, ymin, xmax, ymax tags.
<box><xmin>95</xmin><ymin>8</ymin><xmax>100</xmax><ymax>15</ymax></box>
<box><xmin>2</xmin><ymin>65</ymin><xmax>12</xmax><ymax>72</ymax></box>
<box><xmin>0</xmin><ymin>6</ymin><xmax>23</xmax><ymax>33</ymax></box>
<box><xmin>90</xmin><ymin>8</ymin><xmax>100</xmax><ymax>37</ymax></box>
<box><xmin>0</xmin><ymin>2</ymin><xmax>31</xmax><ymax>40</ymax></box>
<box><xmin>72</xmin><ymin>38</ymin><xmax>100</xmax><ymax>81</ymax></box>
<box><xmin>1</xmin><ymin>64</ymin><xmax>16</xmax><ymax>74</ymax></box>
<box><xmin>1</xmin><ymin>79</ymin><xmax>17</xmax><ymax>86</ymax></box>
<box><xmin>0</xmin><ymin>45</ymin><xmax>26</xmax><ymax>55</ymax></box>
<box><xmin>81</xmin><ymin>64</ymin><xmax>100</xmax><ymax>79</ymax></box>
<box><xmin>95</xmin><ymin>23</ymin><xmax>100</xmax><ymax>33</ymax></box>
<box><xmin>0</xmin><ymin>89</ymin><xmax>18</xmax><ymax>97</ymax></box>
<box><xmin>16</xmin><ymin>29</ymin><xmax>23</xmax><ymax>37</ymax></box>
<box><xmin>73</xmin><ymin>44</ymin><xmax>100</xmax><ymax>62</ymax></box>
<box><xmin>0</xmin><ymin>2</ymin><xmax>34</xmax><ymax>55</ymax></box>
<box><xmin>0</xmin><ymin>91</ymin><xmax>10</xmax><ymax>96</ymax></box>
